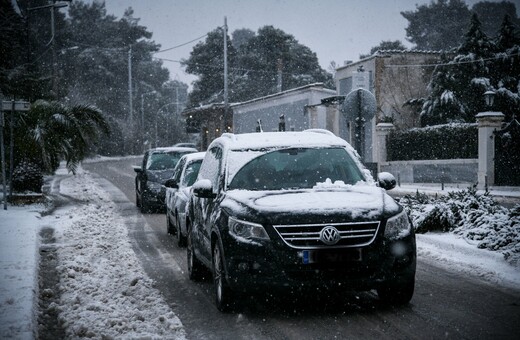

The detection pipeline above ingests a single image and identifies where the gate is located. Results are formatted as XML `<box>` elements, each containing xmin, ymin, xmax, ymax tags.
<box><xmin>495</xmin><ymin>119</ymin><xmax>520</xmax><ymax>186</ymax></box>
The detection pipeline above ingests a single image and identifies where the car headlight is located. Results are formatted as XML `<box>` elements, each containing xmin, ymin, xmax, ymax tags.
<box><xmin>228</xmin><ymin>217</ymin><xmax>269</xmax><ymax>240</ymax></box>
<box><xmin>147</xmin><ymin>181</ymin><xmax>163</xmax><ymax>193</ymax></box>
<box><xmin>385</xmin><ymin>210</ymin><xmax>411</xmax><ymax>239</ymax></box>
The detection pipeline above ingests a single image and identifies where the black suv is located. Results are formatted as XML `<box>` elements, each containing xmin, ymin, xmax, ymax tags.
<box><xmin>186</xmin><ymin>130</ymin><xmax>416</xmax><ymax>311</ymax></box>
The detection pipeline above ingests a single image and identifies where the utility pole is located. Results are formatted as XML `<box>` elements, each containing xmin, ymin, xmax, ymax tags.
<box><xmin>128</xmin><ymin>46</ymin><xmax>133</xmax><ymax>125</ymax></box>
<box><xmin>50</xmin><ymin>1</ymin><xmax>57</xmax><ymax>96</ymax></box>
<box><xmin>1</xmin><ymin>110</ymin><xmax>6</xmax><ymax>210</ymax></box>
<box><xmin>9</xmin><ymin>101</ymin><xmax>14</xmax><ymax>199</ymax></box>
<box><xmin>223</xmin><ymin>16</ymin><xmax>229</xmax><ymax>132</ymax></box>
<box><xmin>1</xmin><ymin>100</ymin><xmax>30</xmax><ymax>210</ymax></box>
<box><xmin>277</xmin><ymin>58</ymin><xmax>283</xmax><ymax>93</ymax></box>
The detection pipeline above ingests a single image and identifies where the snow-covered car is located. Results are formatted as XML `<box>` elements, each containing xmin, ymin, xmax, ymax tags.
<box><xmin>133</xmin><ymin>147</ymin><xmax>197</xmax><ymax>213</ymax></box>
<box><xmin>186</xmin><ymin>129</ymin><xmax>416</xmax><ymax>312</ymax></box>
<box><xmin>172</xmin><ymin>142</ymin><xmax>198</xmax><ymax>150</ymax></box>
<box><xmin>164</xmin><ymin>152</ymin><xmax>206</xmax><ymax>246</ymax></box>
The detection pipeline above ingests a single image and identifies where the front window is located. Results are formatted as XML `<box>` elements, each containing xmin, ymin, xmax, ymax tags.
<box><xmin>181</xmin><ymin>160</ymin><xmax>202</xmax><ymax>187</ymax></box>
<box><xmin>146</xmin><ymin>151</ymin><xmax>191</xmax><ymax>170</ymax></box>
<box><xmin>198</xmin><ymin>147</ymin><xmax>223</xmax><ymax>192</ymax></box>
<box><xmin>228</xmin><ymin>148</ymin><xmax>365</xmax><ymax>191</ymax></box>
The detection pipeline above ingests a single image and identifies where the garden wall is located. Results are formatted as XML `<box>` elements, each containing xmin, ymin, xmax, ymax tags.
<box><xmin>380</xmin><ymin>158</ymin><xmax>478</xmax><ymax>184</ymax></box>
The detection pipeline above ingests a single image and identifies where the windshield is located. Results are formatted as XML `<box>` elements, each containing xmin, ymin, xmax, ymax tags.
<box><xmin>147</xmin><ymin>151</ymin><xmax>191</xmax><ymax>170</ymax></box>
<box><xmin>228</xmin><ymin>147</ymin><xmax>365</xmax><ymax>191</ymax></box>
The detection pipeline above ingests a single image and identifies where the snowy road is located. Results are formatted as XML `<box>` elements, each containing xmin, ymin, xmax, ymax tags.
<box><xmin>82</xmin><ymin>158</ymin><xmax>520</xmax><ymax>339</ymax></box>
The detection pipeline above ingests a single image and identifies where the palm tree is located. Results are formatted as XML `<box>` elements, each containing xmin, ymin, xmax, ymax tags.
<box><xmin>15</xmin><ymin>100</ymin><xmax>110</xmax><ymax>174</ymax></box>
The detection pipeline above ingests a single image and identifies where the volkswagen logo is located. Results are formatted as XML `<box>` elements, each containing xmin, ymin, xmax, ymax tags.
<box><xmin>319</xmin><ymin>226</ymin><xmax>341</xmax><ymax>245</ymax></box>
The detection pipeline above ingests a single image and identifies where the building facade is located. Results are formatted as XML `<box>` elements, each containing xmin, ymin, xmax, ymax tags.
<box><xmin>232</xmin><ymin>83</ymin><xmax>337</xmax><ymax>134</ymax></box>
<box><xmin>335</xmin><ymin>50</ymin><xmax>442</xmax><ymax>130</ymax></box>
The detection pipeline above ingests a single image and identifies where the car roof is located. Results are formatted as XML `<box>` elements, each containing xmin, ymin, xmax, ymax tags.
<box><xmin>212</xmin><ymin>129</ymin><xmax>351</xmax><ymax>151</ymax></box>
<box><xmin>180</xmin><ymin>151</ymin><xmax>206</xmax><ymax>163</ymax></box>
<box><xmin>173</xmin><ymin>142</ymin><xmax>197</xmax><ymax>147</ymax></box>
<box><xmin>150</xmin><ymin>146</ymin><xmax>198</xmax><ymax>153</ymax></box>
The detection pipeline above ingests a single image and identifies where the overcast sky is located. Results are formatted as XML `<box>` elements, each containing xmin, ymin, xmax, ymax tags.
<box><xmin>96</xmin><ymin>0</ymin><xmax>515</xmax><ymax>86</ymax></box>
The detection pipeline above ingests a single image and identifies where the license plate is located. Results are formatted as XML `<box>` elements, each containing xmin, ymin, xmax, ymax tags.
<box><xmin>301</xmin><ymin>249</ymin><xmax>362</xmax><ymax>264</ymax></box>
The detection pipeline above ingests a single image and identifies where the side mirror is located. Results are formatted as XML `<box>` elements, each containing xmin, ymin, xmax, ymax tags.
<box><xmin>164</xmin><ymin>178</ymin><xmax>179</xmax><ymax>189</ymax></box>
<box><xmin>132</xmin><ymin>165</ymin><xmax>142</xmax><ymax>174</ymax></box>
<box><xmin>192</xmin><ymin>179</ymin><xmax>216</xmax><ymax>198</ymax></box>
<box><xmin>378</xmin><ymin>172</ymin><xmax>397</xmax><ymax>191</ymax></box>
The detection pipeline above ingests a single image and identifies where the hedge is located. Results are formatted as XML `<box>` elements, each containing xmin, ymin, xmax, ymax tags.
<box><xmin>387</xmin><ymin>123</ymin><xmax>478</xmax><ymax>161</ymax></box>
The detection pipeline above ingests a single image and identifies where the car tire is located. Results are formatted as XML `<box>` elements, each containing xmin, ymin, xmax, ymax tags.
<box><xmin>176</xmin><ymin>216</ymin><xmax>187</xmax><ymax>247</ymax></box>
<box><xmin>377</xmin><ymin>276</ymin><xmax>415</xmax><ymax>305</ymax></box>
<box><xmin>140</xmin><ymin>196</ymin><xmax>149</xmax><ymax>213</ymax></box>
<box><xmin>166</xmin><ymin>213</ymin><xmax>175</xmax><ymax>235</ymax></box>
<box><xmin>187</xmin><ymin>228</ymin><xmax>205</xmax><ymax>281</ymax></box>
<box><xmin>213</xmin><ymin>243</ymin><xmax>235</xmax><ymax>312</ymax></box>
<box><xmin>135</xmin><ymin>192</ymin><xmax>140</xmax><ymax>208</ymax></box>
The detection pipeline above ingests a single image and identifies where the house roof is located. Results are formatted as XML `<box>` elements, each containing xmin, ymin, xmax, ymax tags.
<box><xmin>182</xmin><ymin>83</ymin><xmax>336</xmax><ymax>116</ymax></box>
<box><xmin>336</xmin><ymin>49</ymin><xmax>444</xmax><ymax>72</ymax></box>
<box><xmin>231</xmin><ymin>83</ymin><xmax>336</xmax><ymax>108</ymax></box>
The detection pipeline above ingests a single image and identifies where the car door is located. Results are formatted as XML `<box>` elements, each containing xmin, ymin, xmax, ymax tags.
<box><xmin>136</xmin><ymin>151</ymin><xmax>149</xmax><ymax>198</ymax></box>
<box><xmin>193</xmin><ymin>146</ymin><xmax>223</xmax><ymax>262</ymax></box>
<box><xmin>167</xmin><ymin>158</ymin><xmax>185</xmax><ymax>212</ymax></box>
<box><xmin>178</xmin><ymin>159</ymin><xmax>201</xmax><ymax>227</ymax></box>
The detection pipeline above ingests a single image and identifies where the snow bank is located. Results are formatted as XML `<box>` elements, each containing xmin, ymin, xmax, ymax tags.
<box><xmin>400</xmin><ymin>188</ymin><xmax>520</xmax><ymax>266</ymax></box>
<box><xmin>417</xmin><ymin>233</ymin><xmax>520</xmax><ymax>290</ymax></box>
<box><xmin>47</xmin><ymin>168</ymin><xmax>186</xmax><ymax>339</ymax></box>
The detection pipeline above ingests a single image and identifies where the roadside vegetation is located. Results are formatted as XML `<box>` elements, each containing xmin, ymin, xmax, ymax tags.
<box><xmin>399</xmin><ymin>188</ymin><xmax>520</xmax><ymax>265</ymax></box>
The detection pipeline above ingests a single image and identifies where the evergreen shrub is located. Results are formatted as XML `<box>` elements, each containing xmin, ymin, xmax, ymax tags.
<box><xmin>11</xmin><ymin>160</ymin><xmax>44</xmax><ymax>193</ymax></box>
<box><xmin>387</xmin><ymin>123</ymin><xmax>478</xmax><ymax>161</ymax></box>
<box><xmin>398</xmin><ymin>187</ymin><xmax>520</xmax><ymax>265</ymax></box>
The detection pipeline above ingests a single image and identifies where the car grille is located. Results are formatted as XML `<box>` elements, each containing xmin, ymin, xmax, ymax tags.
<box><xmin>272</xmin><ymin>221</ymin><xmax>380</xmax><ymax>249</ymax></box>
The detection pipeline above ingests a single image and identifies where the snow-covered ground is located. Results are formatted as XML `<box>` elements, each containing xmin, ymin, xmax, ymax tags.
<box><xmin>1</xmin><ymin>160</ymin><xmax>519</xmax><ymax>338</ymax></box>
<box><xmin>0</xmin><ymin>165</ymin><xmax>186</xmax><ymax>339</ymax></box>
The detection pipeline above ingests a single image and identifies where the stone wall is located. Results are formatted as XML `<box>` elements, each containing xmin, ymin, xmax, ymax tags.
<box><xmin>380</xmin><ymin>159</ymin><xmax>478</xmax><ymax>184</ymax></box>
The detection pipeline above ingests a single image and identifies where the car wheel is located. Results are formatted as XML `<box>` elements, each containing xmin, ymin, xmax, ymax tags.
<box><xmin>213</xmin><ymin>243</ymin><xmax>234</xmax><ymax>312</ymax></box>
<box><xmin>166</xmin><ymin>212</ymin><xmax>175</xmax><ymax>235</ymax></box>
<box><xmin>176</xmin><ymin>216</ymin><xmax>187</xmax><ymax>247</ymax></box>
<box><xmin>140</xmin><ymin>196</ymin><xmax>149</xmax><ymax>213</ymax></box>
<box><xmin>377</xmin><ymin>276</ymin><xmax>415</xmax><ymax>305</ymax></box>
<box><xmin>187</xmin><ymin>228</ymin><xmax>204</xmax><ymax>281</ymax></box>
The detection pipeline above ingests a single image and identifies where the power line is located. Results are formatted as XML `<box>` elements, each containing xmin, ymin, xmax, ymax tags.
<box><xmin>154</xmin><ymin>57</ymin><xmax>312</xmax><ymax>77</ymax></box>
<box><xmin>384</xmin><ymin>51</ymin><xmax>520</xmax><ymax>68</ymax></box>
<box><xmin>155</xmin><ymin>33</ymin><xmax>210</xmax><ymax>53</ymax></box>
<box><xmin>64</xmin><ymin>40</ymin><xmax>128</xmax><ymax>52</ymax></box>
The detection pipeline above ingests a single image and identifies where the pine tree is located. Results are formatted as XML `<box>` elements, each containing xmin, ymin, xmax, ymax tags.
<box><xmin>492</xmin><ymin>15</ymin><xmax>520</xmax><ymax>121</ymax></box>
<box><xmin>183</xmin><ymin>25</ymin><xmax>332</xmax><ymax>107</ymax></box>
<box><xmin>495</xmin><ymin>15</ymin><xmax>519</xmax><ymax>51</ymax></box>
<box><xmin>419</xmin><ymin>13</ymin><xmax>520</xmax><ymax>125</ymax></box>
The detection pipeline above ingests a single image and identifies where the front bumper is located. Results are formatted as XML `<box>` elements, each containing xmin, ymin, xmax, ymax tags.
<box><xmin>142</xmin><ymin>188</ymin><xmax>166</xmax><ymax>208</ymax></box>
<box><xmin>221</xmin><ymin>232</ymin><xmax>416</xmax><ymax>292</ymax></box>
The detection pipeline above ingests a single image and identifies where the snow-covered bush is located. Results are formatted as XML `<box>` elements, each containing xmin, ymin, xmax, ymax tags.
<box><xmin>399</xmin><ymin>187</ymin><xmax>520</xmax><ymax>265</ymax></box>
<box><xmin>11</xmin><ymin>160</ymin><xmax>44</xmax><ymax>193</ymax></box>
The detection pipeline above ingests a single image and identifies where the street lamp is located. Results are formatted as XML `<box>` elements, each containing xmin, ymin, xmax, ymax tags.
<box><xmin>484</xmin><ymin>90</ymin><xmax>496</xmax><ymax>108</ymax></box>
<box><xmin>27</xmin><ymin>1</ymin><xmax>72</xmax><ymax>96</ymax></box>
<box><xmin>155</xmin><ymin>102</ymin><xmax>177</xmax><ymax>148</ymax></box>
<box><xmin>140</xmin><ymin>91</ymin><xmax>157</xmax><ymax>150</ymax></box>
<box><xmin>141</xmin><ymin>91</ymin><xmax>157</xmax><ymax>129</ymax></box>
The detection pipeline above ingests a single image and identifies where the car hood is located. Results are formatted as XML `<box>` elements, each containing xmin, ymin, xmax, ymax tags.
<box><xmin>223</xmin><ymin>183</ymin><xmax>400</xmax><ymax>222</ymax></box>
<box><xmin>146</xmin><ymin>170</ymin><xmax>175</xmax><ymax>184</ymax></box>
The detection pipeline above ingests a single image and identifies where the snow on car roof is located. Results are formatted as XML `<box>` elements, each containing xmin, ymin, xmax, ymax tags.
<box><xmin>217</xmin><ymin>129</ymin><xmax>351</xmax><ymax>151</ymax></box>
<box><xmin>181</xmin><ymin>151</ymin><xmax>206</xmax><ymax>162</ymax></box>
<box><xmin>151</xmin><ymin>146</ymin><xmax>198</xmax><ymax>153</ymax></box>
<box><xmin>216</xmin><ymin>130</ymin><xmax>369</xmax><ymax>185</ymax></box>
